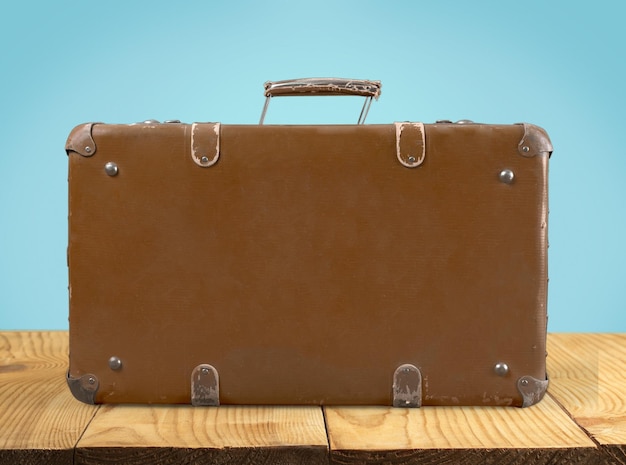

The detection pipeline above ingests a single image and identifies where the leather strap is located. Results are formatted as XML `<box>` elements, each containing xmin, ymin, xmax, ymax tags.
<box><xmin>395</xmin><ymin>122</ymin><xmax>426</xmax><ymax>168</ymax></box>
<box><xmin>191</xmin><ymin>122</ymin><xmax>221</xmax><ymax>167</ymax></box>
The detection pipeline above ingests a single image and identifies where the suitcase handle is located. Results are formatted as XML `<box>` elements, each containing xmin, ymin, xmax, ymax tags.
<box><xmin>259</xmin><ymin>78</ymin><xmax>381</xmax><ymax>125</ymax></box>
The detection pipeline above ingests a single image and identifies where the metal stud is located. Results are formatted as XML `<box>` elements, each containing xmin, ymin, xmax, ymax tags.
<box><xmin>522</xmin><ymin>146</ymin><xmax>530</xmax><ymax>153</ymax></box>
<box><xmin>494</xmin><ymin>362</ymin><xmax>509</xmax><ymax>377</ymax></box>
<box><xmin>85</xmin><ymin>146</ymin><xmax>92</xmax><ymax>154</ymax></box>
<box><xmin>108</xmin><ymin>356</ymin><xmax>122</xmax><ymax>371</ymax></box>
<box><xmin>200</xmin><ymin>156</ymin><xmax>210</xmax><ymax>165</ymax></box>
<box><xmin>408</xmin><ymin>156</ymin><xmax>416</xmax><ymax>164</ymax></box>
<box><xmin>88</xmin><ymin>376</ymin><xmax>96</xmax><ymax>385</ymax></box>
<box><xmin>104</xmin><ymin>162</ymin><xmax>119</xmax><ymax>176</ymax></box>
<box><xmin>499</xmin><ymin>169</ymin><xmax>515</xmax><ymax>184</ymax></box>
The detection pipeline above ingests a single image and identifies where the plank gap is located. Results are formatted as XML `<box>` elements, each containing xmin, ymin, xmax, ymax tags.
<box><xmin>547</xmin><ymin>391</ymin><xmax>602</xmax><ymax>449</ymax></box>
<box><xmin>72</xmin><ymin>405</ymin><xmax>101</xmax><ymax>465</ymax></box>
<box><xmin>322</xmin><ymin>406</ymin><xmax>332</xmax><ymax>461</ymax></box>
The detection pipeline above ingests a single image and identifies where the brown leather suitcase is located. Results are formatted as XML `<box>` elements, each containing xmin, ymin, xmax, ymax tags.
<box><xmin>66</xmin><ymin>78</ymin><xmax>552</xmax><ymax>407</ymax></box>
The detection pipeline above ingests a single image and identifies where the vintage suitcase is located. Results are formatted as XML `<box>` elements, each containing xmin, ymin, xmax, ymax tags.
<box><xmin>66</xmin><ymin>78</ymin><xmax>552</xmax><ymax>407</ymax></box>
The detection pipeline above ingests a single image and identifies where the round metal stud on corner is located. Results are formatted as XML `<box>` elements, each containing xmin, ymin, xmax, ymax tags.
<box><xmin>200</xmin><ymin>156</ymin><xmax>210</xmax><ymax>165</ymax></box>
<box><xmin>104</xmin><ymin>162</ymin><xmax>119</xmax><ymax>177</ymax></box>
<box><xmin>494</xmin><ymin>362</ymin><xmax>509</xmax><ymax>377</ymax></box>
<box><xmin>408</xmin><ymin>156</ymin><xmax>417</xmax><ymax>164</ymax></box>
<box><xmin>108</xmin><ymin>356</ymin><xmax>122</xmax><ymax>371</ymax></box>
<box><xmin>499</xmin><ymin>169</ymin><xmax>515</xmax><ymax>184</ymax></box>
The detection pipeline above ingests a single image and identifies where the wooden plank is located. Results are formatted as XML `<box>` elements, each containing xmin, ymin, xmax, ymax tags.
<box><xmin>0</xmin><ymin>331</ymin><xmax>98</xmax><ymax>465</ymax></box>
<box><xmin>75</xmin><ymin>404</ymin><xmax>328</xmax><ymax>465</ymax></box>
<box><xmin>3</xmin><ymin>331</ymin><xmax>624</xmax><ymax>464</ymax></box>
<box><xmin>547</xmin><ymin>333</ymin><xmax>626</xmax><ymax>464</ymax></box>
<box><xmin>325</xmin><ymin>397</ymin><xmax>598</xmax><ymax>464</ymax></box>
<box><xmin>325</xmin><ymin>368</ymin><xmax>600</xmax><ymax>464</ymax></box>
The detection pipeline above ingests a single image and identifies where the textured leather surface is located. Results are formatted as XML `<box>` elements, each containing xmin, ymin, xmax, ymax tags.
<box><xmin>67</xmin><ymin>122</ymin><xmax>550</xmax><ymax>406</ymax></box>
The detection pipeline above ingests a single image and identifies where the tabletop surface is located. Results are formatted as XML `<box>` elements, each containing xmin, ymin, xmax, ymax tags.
<box><xmin>1</xmin><ymin>331</ymin><xmax>625</xmax><ymax>465</ymax></box>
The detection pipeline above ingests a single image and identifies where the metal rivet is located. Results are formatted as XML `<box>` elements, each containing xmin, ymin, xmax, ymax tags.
<box><xmin>522</xmin><ymin>146</ymin><xmax>530</xmax><ymax>153</ymax></box>
<box><xmin>200</xmin><ymin>156</ymin><xmax>209</xmax><ymax>164</ymax></box>
<box><xmin>108</xmin><ymin>356</ymin><xmax>122</xmax><ymax>371</ymax></box>
<box><xmin>201</xmin><ymin>367</ymin><xmax>210</xmax><ymax>375</ymax></box>
<box><xmin>85</xmin><ymin>146</ymin><xmax>92</xmax><ymax>154</ymax></box>
<box><xmin>408</xmin><ymin>156</ymin><xmax>416</xmax><ymax>164</ymax></box>
<box><xmin>499</xmin><ymin>169</ymin><xmax>514</xmax><ymax>184</ymax></box>
<box><xmin>104</xmin><ymin>162</ymin><xmax>119</xmax><ymax>176</ymax></box>
<box><xmin>88</xmin><ymin>376</ymin><xmax>96</xmax><ymax>385</ymax></box>
<box><xmin>494</xmin><ymin>362</ymin><xmax>509</xmax><ymax>377</ymax></box>
<box><xmin>521</xmin><ymin>378</ymin><xmax>529</xmax><ymax>386</ymax></box>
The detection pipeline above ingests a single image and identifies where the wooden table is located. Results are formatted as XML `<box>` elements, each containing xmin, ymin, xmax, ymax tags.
<box><xmin>1</xmin><ymin>332</ymin><xmax>624</xmax><ymax>464</ymax></box>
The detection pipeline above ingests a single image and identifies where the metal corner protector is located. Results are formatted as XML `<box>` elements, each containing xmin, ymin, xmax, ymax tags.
<box><xmin>67</xmin><ymin>371</ymin><xmax>99</xmax><ymax>405</ymax></box>
<box><xmin>517</xmin><ymin>374</ymin><xmax>549</xmax><ymax>408</ymax></box>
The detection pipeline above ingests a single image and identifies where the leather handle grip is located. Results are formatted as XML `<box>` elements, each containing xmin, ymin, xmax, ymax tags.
<box><xmin>263</xmin><ymin>78</ymin><xmax>381</xmax><ymax>99</ymax></box>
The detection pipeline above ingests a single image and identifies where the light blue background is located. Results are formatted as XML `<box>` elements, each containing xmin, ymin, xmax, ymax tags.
<box><xmin>1</xmin><ymin>1</ymin><xmax>624</xmax><ymax>331</ymax></box>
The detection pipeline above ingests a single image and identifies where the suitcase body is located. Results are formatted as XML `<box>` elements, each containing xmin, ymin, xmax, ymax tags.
<box><xmin>66</xmin><ymin>81</ymin><xmax>551</xmax><ymax>407</ymax></box>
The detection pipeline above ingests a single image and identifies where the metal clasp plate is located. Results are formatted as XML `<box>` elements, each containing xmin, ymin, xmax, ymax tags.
<box><xmin>191</xmin><ymin>364</ymin><xmax>220</xmax><ymax>406</ymax></box>
<box><xmin>393</xmin><ymin>364</ymin><xmax>422</xmax><ymax>408</ymax></box>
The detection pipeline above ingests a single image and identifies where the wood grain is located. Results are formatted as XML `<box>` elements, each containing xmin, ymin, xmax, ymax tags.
<box><xmin>3</xmin><ymin>331</ymin><xmax>626</xmax><ymax>465</ymax></box>
<box><xmin>75</xmin><ymin>404</ymin><xmax>328</xmax><ymax>465</ymax></box>
<box><xmin>326</xmin><ymin>394</ymin><xmax>594</xmax><ymax>450</ymax></box>
<box><xmin>325</xmin><ymin>394</ymin><xmax>599</xmax><ymax>464</ymax></box>
<box><xmin>547</xmin><ymin>333</ymin><xmax>626</xmax><ymax>463</ymax></box>
<box><xmin>0</xmin><ymin>331</ymin><xmax>98</xmax><ymax>465</ymax></box>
